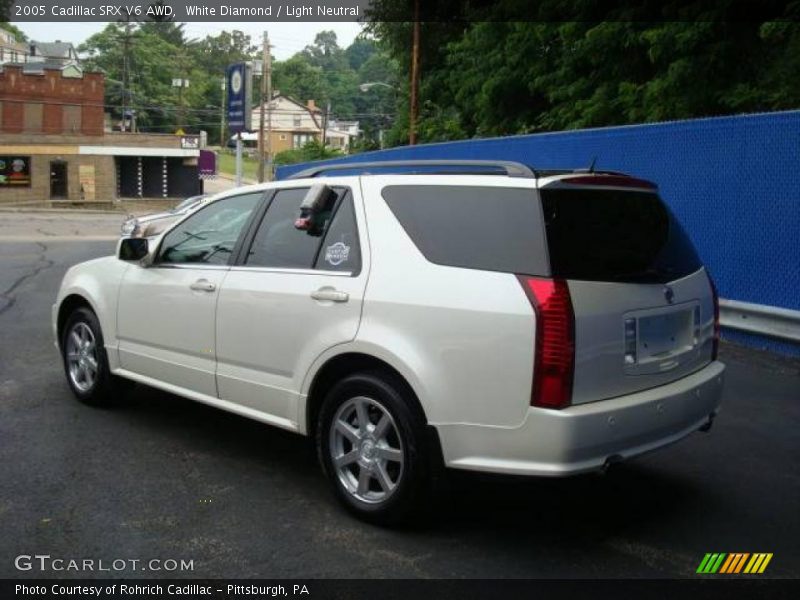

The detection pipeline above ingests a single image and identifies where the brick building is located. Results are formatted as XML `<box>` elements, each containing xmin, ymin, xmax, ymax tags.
<box><xmin>0</xmin><ymin>63</ymin><xmax>201</xmax><ymax>204</ymax></box>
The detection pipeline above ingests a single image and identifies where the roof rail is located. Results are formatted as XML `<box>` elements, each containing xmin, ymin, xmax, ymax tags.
<box><xmin>287</xmin><ymin>160</ymin><xmax>536</xmax><ymax>179</ymax></box>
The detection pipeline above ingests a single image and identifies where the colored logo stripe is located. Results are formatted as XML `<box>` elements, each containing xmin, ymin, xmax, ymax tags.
<box><xmin>698</xmin><ymin>553</ymin><xmax>772</xmax><ymax>574</ymax></box>
<box><xmin>744</xmin><ymin>553</ymin><xmax>773</xmax><ymax>574</ymax></box>
<box><xmin>719</xmin><ymin>553</ymin><xmax>749</xmax><ymax>573</ymax></box>
<box><xmin>697</xmin><ymin>553</ymin><xmax>726</xmax><ymax>573</ymax></box>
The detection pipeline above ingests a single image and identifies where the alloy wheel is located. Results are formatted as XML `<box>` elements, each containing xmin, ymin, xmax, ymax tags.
<box><xmin>329</xmin><ymin>396</ymin><xmax>405</xmax><ymax>504</ymax></box>
<box><xmin>66</xmin><ymin>322</ymin><xmax>99</xmax><ymax>393</ymax></box>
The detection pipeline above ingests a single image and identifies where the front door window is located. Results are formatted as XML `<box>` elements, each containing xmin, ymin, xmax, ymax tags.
<box><xmin>157</xmin><ymin>192</ymin><xmax>263</xmax><ymax>266</ymax></box>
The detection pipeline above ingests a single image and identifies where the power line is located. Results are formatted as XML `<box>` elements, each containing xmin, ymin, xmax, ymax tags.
<box><xmin>0</xmin><ymin>96</ymin><xmax>395</xmax><ymax>119</ymax></box>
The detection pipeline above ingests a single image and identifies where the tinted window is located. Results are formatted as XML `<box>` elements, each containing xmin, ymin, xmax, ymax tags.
<box><xmin>315</xmin><ymin>195</ymin><xmax>361</xmax><ymax>272</ymax></box>
<box><xmin>158</xmin><ymin>193</ymin><xmax>262</xmax><ymax>265</ymax></box>
<box><xmin>382</xmin><ymin>185</ymin><xmax>548</xmax><ymax>274</ymax></box>
<box><xmin>246</xmin><ymin>187</ymin><xmax>338</xmax><ymax>268</ymax></box>
<box><xmin>540</xmin><ymin>189</ymin><xmax>702</xmax><ymax>283</ymax></box>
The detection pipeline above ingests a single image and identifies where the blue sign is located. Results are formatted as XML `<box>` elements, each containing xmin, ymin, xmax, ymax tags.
<box><xmin>226</xmin><ymin>63</ymin><xmax>251</xmax><ymax>134</ymax></box>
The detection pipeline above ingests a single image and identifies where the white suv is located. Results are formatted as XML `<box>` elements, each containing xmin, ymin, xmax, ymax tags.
<box><xmin>53</xmin><ymin>160</ymin><xmax>725</xmax><ymax>524</ymax></box>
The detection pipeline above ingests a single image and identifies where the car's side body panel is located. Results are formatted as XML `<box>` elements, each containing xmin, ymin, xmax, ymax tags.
<box><xmin>356</xmin><ymin>176</ymin><xmax>538</xmax><ymax>428</ymax></box>
<box><xmin>214</xmin><ymin>180</ymin><xmax>370</xmax><ymax>427</ymax></box>
<box><xmin>116</xmin><ymin>264</ymin><xmax>227</xmax><ymax>397</ymax></box>
<box><xmin>53</xmin><ymin>256</ymin><xmax>130</xmax><ymax>370</ymax></box>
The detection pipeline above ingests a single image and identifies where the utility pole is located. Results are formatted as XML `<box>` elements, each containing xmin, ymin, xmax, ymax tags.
<box><xmin>173</xmin><ymin>51</ymin><xmax>190</xmax><ymax>132</ymax></box>
<box><xmin>266</xmin><ymin>35</ymin><xmax>273</xmax><ymax>181</ymax></box>
<box><xmin>121</xmin><ymin>20</ymin><xmax>133</xmax><ymax>132</ymax></box>
<box><xmin>258</xmin><ymin>32</ymin><xmax>272</xmax><ymax>183</ymax></box>
<box><xmin>178</xmin><ymin>80</ymin><xmax>185</xmax><ymax>131</ymax></box>
<box><xmin>321</xmin><ymin>100</ymin><xmax>331</xmax><ymax>151</ymax></box>
<box><xmin>409</xmin><ymin>0</ymin><xmax>421</xmax><ymax>145</ymax></box>
<box><xmin>172</xmin><ymin>76</ymin><xmax>189</xmax><ymax>132</ymax></box>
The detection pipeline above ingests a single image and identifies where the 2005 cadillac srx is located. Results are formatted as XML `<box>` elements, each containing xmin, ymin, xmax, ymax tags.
<box><xmin>53</xmin><ymin>160</ymin><xmax>725</xmax><ymax>524</ymax></box>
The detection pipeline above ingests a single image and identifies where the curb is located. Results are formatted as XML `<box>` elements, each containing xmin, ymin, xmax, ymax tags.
<box><xmin>0</xmin><ymin>207</ymin><xmax>125</xmax><ymax>215</ymax></box>
<box><xmin>217</xmin><ymin>173</ymin><xmax>258</xmax><ymax>185</ymax></box>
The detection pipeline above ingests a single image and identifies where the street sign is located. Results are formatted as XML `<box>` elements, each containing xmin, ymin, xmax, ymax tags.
<box><xmin>226</xmin><ymin>63</ymin><xmax>252</xmax><ymax>134</ymax></box>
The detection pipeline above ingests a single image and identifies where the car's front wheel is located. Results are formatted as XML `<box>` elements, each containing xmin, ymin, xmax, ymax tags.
<box><xmin>317</xmin><ymin>371</ymin><xmax>431</xmax><ymax>525</ymax></box>
<box><xmin>61</xmin><ymin>307</ymin><xmax>121</xmax><ymax>406</ymax></box>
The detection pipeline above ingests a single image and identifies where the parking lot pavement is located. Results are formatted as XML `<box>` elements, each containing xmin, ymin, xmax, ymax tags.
<box><xmin>0</xmin><ymin>213</ymin><xmax>798</xmax><ymax>579</ymax></box>
<box><xmin>0</xmin><ymin>211</ymin><xmax>123</xmax><ymax>242</ymax></box>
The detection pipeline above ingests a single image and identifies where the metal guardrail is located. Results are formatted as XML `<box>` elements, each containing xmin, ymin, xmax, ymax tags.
<box><xmin>720</xmin><ymin>299</ymin><xmax>800</xmax><ymax>343</ymax></box>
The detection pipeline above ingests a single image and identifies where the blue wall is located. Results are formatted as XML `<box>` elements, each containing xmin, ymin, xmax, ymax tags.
<box><xmin>278</xmin><ymin>112</ymin><xmax>800</xmax><ymax>354</ymax></box>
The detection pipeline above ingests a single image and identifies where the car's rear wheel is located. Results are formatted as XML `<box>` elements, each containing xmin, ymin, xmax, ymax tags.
<box><xmin>317</xmin><ymin>372</ymin><xmax>430</xmax><ymax>525</ymax></box>
<box><xmin>61</xmin><ymin>307</ymin><xmax>121</xmax><ymax>406</ymax></box>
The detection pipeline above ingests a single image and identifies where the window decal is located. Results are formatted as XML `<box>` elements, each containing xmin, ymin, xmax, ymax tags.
<box><xmin>324</xmin><ymin>241</ymin><xmax>350</xmax><ymax>266</ymax></box>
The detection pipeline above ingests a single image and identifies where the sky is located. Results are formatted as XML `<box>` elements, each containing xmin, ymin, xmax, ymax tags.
<box><xmin>16</xmin><ymin>22</ymin><xmax>365</xmax><ymax>60</ymax></box>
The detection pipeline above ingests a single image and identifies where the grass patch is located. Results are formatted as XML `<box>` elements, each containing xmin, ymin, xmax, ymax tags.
<box><xmin>218</xmin><ymin>152</ymin><xmax>260</xmax><ymax>181</ymax></box>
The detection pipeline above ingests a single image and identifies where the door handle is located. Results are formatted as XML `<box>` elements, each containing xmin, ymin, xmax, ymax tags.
<box><xmin>190</xmin><ymin>279</ymin><xmax>216</xmax><ymax>292</ymax></box>
<box><xmin>311</xmin><ymin>288</ymin><xmax>349</xmax><ymax>303</ymax></box>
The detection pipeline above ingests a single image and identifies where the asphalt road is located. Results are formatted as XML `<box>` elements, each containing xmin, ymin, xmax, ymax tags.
<box><xmin>0</xmin><ymin>217</ymin><xmax>798</xmax><ymax>579</ymax></box>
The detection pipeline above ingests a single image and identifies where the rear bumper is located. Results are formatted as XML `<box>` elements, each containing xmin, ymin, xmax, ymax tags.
<box><xmin>436</xmin><ymin>361</ymin><xmax>725</xmax><ymax>476</ymax></box>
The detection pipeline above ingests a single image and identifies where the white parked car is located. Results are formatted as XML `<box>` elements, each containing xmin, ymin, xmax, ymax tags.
<box><xmin>120</xmin><ymin>195</ymin><xmax>208</xmax><ymax>238</ymax></box>
<box><xmin>53</xmin><ymin>160</ymin><xmax>725</xmax><ymax>524</ymax></box>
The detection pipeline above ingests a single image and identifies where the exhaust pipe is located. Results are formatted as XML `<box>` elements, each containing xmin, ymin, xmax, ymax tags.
<box><xmin>699</xmin><ymin>413</ymin><xmax>715</xmax><ymax>433</ymax></box>
<box><xmin>601</xmin><ymin>454</ymin><xmax>624</xmax><ymax>474</ymax></box>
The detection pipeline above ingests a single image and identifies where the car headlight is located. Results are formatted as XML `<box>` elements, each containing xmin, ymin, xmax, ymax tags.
<box><xmin>121</xmin><ymin>217</ymin><xmax>138</xmax><ymax>235</ymax></box>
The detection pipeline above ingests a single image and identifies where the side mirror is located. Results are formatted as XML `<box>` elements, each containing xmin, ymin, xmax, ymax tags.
<box><xmin>294</xmin><ymin>183</ymin><xmax>337</xmax><ymax>233</ymax></box>
<box><xmin>118</xmin><ymin>237</ymin><xmax>149</xmax><ymax>262</ymax></box>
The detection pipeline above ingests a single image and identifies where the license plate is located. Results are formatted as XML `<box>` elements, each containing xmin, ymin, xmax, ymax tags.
<box><xmin>637</xmin><ymin>309</ymin><xmax>693</xmax><ymax>359</ymax></box>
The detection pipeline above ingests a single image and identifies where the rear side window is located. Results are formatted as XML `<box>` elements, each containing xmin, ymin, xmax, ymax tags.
<box><xmin>381</xmin><ymin>185</ymin><xmax>548</xmax><ymax>275</ymax></box>
<box><xmin>315</xmin><ymin>195</ymin><xmax>361</xmax><ymax>272</ymax></box>
<box><xmin>245</xmin><ymin>186</ymin><xmax>359</xmax><ymax>272</ymax></box>
<box><xmin>246</xmin><ymin>188</ymin><xmax>329</xmax><ymax>268</ymax></box>
<box><xmin>540</xmin><ymin>188</ymin><xmax>702</xmax><ymax>283</ymax></box>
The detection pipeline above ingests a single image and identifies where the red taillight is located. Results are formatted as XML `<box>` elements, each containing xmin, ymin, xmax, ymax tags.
<box><xmin>707</xmin><ymin>272</ymin><xmax>720</xmax><ymax>360</ymax></box>
<box><xmin>517</xmin><ymin>276</ymin><xmax>575</xmax><ymax>409</ymax></box>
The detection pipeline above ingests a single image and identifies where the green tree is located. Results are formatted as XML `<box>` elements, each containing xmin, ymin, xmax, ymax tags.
<box><xmin>140</xmin><ymin>2</ymin><xmax>187</xmax><ymax>45</ymax></box>
<box><xmin>365</xmin><ymin>1</ymin><xmax>800</xmax><ymax>144</ymax></box>
<box><xmin>345</xmin><ymin>36</ymin><xmax>377</xmax><ymax>70</ymax></box>
<box><xmin>189</xmin><ymin>30</ymin><xmax>257</xmax><ymax>142</ymax></box>
<box><xmin>273</xmin><ymin>54</ymin><xmax>325</xmax><ymax>104</ymax></box>
<box><xmin>0</xmin><ymin>21</ymin><xmax>27</xmax><ymax>42</ymax></box>
<box><xmin>80</xmin><ymin>24</ymin><xmax>208</xmax><ymax>133</ymax></box>
<box><xmin>274</xmin><ymin>140</ymin><xmax>344</xmax><ymax>165</ymax></box>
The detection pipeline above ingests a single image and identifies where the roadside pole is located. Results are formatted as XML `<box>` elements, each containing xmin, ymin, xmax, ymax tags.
<box><xmin>235</xmin><ymin>132</ymin><xmax>243</xmax><ymax>187</ymax></box>
<box><xmin>219</xmin><ymin>78</ymin><xmax>225</xmax><ymax>150</ymax></box>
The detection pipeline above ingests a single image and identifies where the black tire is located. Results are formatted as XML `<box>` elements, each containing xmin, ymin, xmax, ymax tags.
<box><xmin>317</xmin><ymin>371</ymin><xmax>431</xmax><ymax>525</ymax></box>
<box><xmin>61</xmin><ymin>307</ymin><xmax>124</xmax><ymax>406</ymax></box>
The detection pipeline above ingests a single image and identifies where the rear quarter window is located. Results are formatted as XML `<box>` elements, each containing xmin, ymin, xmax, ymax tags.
<box><xmin>381</xmin><ymin>185</ymin><xmax>548</xmax><ymax>275</ymax></box>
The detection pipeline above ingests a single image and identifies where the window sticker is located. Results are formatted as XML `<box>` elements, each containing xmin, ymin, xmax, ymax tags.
<box><xmin>324</xmin><ymin>241</ymin><xmax>350</xmax><ymax>266</ymax></box>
